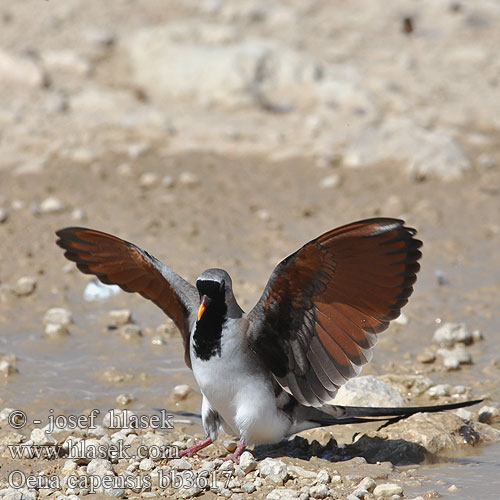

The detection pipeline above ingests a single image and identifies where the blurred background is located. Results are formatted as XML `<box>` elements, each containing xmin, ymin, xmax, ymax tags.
<box><xmin>0</xmin><ymin>0</ymin><xmax>499</xmax><ymax>482</ymax></box>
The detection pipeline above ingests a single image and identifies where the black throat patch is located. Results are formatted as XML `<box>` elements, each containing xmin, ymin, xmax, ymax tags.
<box><xmin>193</xmin><ymin>280</ymin><xmax>227</xmax><ymax>361</ymax></box>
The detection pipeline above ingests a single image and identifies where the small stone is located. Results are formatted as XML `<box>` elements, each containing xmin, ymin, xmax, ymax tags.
<box><xmin>115</xmin><ymin>393</ymin><xmax>135</xmax><ymax>405</ymax></box>
<box><xmin>428</xmin><ymin>384</ymin><xmax>451</xmax><ymax>398</ymax></box>
<box><xmin>43</xmin><ymin>307</ymin><xmax>73</xmax><ymax>326</ymax></box>
<box><xmin>170</xmin><ymin>458</ymin><xmax>192</xmax><ymax>471</ymax></box>
<box><xmin>102</xmin><ymin>409</ymin><xmax>137</xmax><ymax>429</ymax></box>
<box><xmin>13</xmin><ymin>276</ymin><xmax>37</xmax><ymax>296</ymax></box>
<box><xmin>104</xmin><ymin>486</ymin><xmax>124</xmax><ymax>498</ymax></box>
<box><xmin>39</xmin><ymin>196</ymin><xmax>65</xmax><ymax>214</ymax></box>
<box><xmin>219</xmin><ymin>461</ymin><xmax>235</xmax><ymax>473</ymax></box>
<box><xmin>87</xmin><ymin>458</ymin><xmax>114</xmax><ymax>476</ymax></box>
<box><xmin>287</xmin><ymin>465</ymin><xmax>317</xmax><ymax>479</ymax></box>
<box><xmin>223</xmin><ymin>440</ymin><xmax>237</xmax><ymax>452</ymax></box>
<box><xmin>347</xmin><ymin>495</ymin><xmax>361</xmax><ymax>500</ymax></box>
<box><xmin>71</xmin><ymin>208</ymin><xmax>86</xmax><ymax>221</ymax></box>
<box><xmin>139</xmin><ymin>172</ymin><xmax>158</xmax><ymax>188</ymax></box>
<box><xmin>309</xmin><ymin>483</ymin><xmax>330</xmax><ymax>498</ymax></box>
<box><xmin>162</xmin><ymin>175</ymin><xmax>175</xmax><ymax>188</ymax></box>
<box><xmin>178</xmin><ymin>172</ymin><xmax>200</xmax><ymax>187</ymax></box>
<box><xmin>358</xmin><ymin>477</ymin><xmax>376</xmax><ymax>492</ymax></box>
<box><xmin>266</xmin><ymin>474</ymin><xmax>284</xmax><ymax>486</ymax></box>
<box><xmin>62</xmin><ymin>460</ymin><xmax>78</xmax><ymax>474</ymax></box>
<box><xmin>117</xmin><ymin>163</ymin><xmax>132</xmax><ymax>176</ymax></box>
<box><xmin>437</xmin><ymin>345</ymin><xmax>472</xmax><ymax>369</ymax></box>
<box><xmin>478</xmin><ymin>406</ymin><xmax>499</xmax><ymax>424</ymax></box>
<box><xmin>472</xmin><ymin>329</ymin><xmax>484</xmax><ymax>342</ymax></box>
<box><xmin>350</xmin><ymin>488</ymin><xmax>369</xmax><ymax>499</ymax></box>
<box><xmin>85</xmin><ymin>28</ymin><xmax>116</xmax><ymax>48</ymax></box>
<box><xmin>242</xmin><ymin>482</ymin><xmax>256</xmax><ymax>493</ymax></box>
<box><xmin>239</xmin><ymin>451</ymin><xmax>257</xmax><ymax>474</ymax></box>
<box><xmin>258</xmin><ymin>458</ymin><xmax>288</xmax><ymax>480</ymax></box>
<box><xmin>31</xmin><ymin>428</ymin><xmax>57</xmax><ymax>445</ymax></box>
<box><xmin>177</xmin><ymin>486</ymin><xmax>202</xmax><ymax>498</ymax></box>
<box><xmin>320</xmin><ymin>174</ymin><xmax>341</xmax><ymax>189</ymax></box>
<box><xmin>448</xmin><ymin>484</ymin><xmax>461</xmax><ymax>492</ymax></box>
<box><xmin>454</xmin><ymin>408</ymin><xmax>472</xmax><ymax>420</ymax></box>
<box><xmin>44</xmin><ymin>323</ymin><xmax>70</xmax><ymax>338</ymax></box>
<box><xmin>45</xmin><ymin>91</ymin><xmax>69</xmax><ymax>114</ymax></box>
<box><xmin>119</xmin><ymin>324</ymin><xmax>142</xmax><ymax>339</ymax></box>
<box><xmin>107</xmin><ymin>309</ymin><xmax>132</xmax><ymax>326</ymax></box>
<box><xmin>443</xmin><ymin>357</ymin><xmax>460</xmax><ymax>370</ymax></box>
<box><xmin>128</xmin><ymin>142</ymin><xmax>150</xmax><ymax>159</ymax></box>
<box><xmin>0</xmin><ymin>355</ymin><xmax>18</xmax><ymax>376</ymax></box>
<box><xmin>373</xmin><ymin>483</ymin><xmax>403</xmax><ymax>497</ymax></box>
<box><xmin>0</xmin><ymin>48</ymin><xmax>47</xmax><ymax>87</ymax></box>
<box><xmin>256</xmin><ymin>209</ymin><xmax>271</xmax><ymax>221</ymax></box>
<box><xmin>316</xmin><ymin>469</ymin><xmax>330</xmax><ymax>484</ymax></box>
<box><xmin>171</xmin><ymin>384</ymin><xmax>192</xmax><ymax>401</ymax></box>
<box><xmin>433</xmin><ymin>322</ymin><xmax>472</xmax><ymax>347</ymax></box>
<box><xmin>139</xmin><ymin>458</ymin><xmax>154</xmax><ymax>471</ymax></box>
<box><xmin>417</xmin><ymin>350</ymin><xmax>436</xmax><ymax>364</ymax></box>
<box><xmin>42</xmin><ymin>50</ymin><xmax>90</xmax><ymax>76</ymax></box>
<box><xmin>0</xmin><ymin>207</ymin><xmax>9</xmax><ymax>223</ymax></box>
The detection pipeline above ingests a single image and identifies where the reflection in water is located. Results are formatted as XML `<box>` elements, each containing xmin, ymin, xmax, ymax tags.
<box><xmin>413</xmin><ymin>443</ymin><xmax>500</xmax><ymax>499</ymax></box>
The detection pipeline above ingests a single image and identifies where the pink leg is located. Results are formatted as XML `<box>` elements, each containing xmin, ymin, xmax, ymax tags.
<box><xmin>178</xmin><ymin>437</ymin><xmax>213</xmax><ymax>458</ymax></box>
<box><xmin>223</xmin><ymin>440</ymin><xmax>246</xmax><ymax>463</ymax></box>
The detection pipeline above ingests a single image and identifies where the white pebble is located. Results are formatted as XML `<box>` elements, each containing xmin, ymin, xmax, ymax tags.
<box><xmin>433</xmin><ymin>322</ymin><xmax>472</xmax><ymax>347</ymax></box>
<box><xmin>13</xmin><ymin>276</ymin><xmax>37</xmax><ymax>296</ymax></box>
<box><xmin>107</xmin><ymin>309</ymin><xmax>132</xmax><ymax>326</ymax></box>
<box><xmin>428</xmin><ymin>384</ymin><xmax>451</xmax><ymax>398</ymax></box>
<box><xmin>320</xmin><ymin>174</ymin><xmax>341</xmax><ymax>189</ymax></box>
<box><xmin>115</xmin><ymin>393</ymin><xmax>135</xmax><ymax>405</ymax></box>
<box><xmin>44</xmin><ymin>323</ymin><xmax>70</xmax><ymax>338</ymax></box>
<box><xmin>239</xmin><ymin>451</ymin><xmax>257</xmax><ymax>474</ymax></box>
<box><xmin>139</xmin><ymin>172</ymin><xmax>158</xmax><ymax>188</ymax></box>
<box><xmin>39</xmin><ymin>196</ymin><xmax>65</xmax><ymax>214</ymax></box>
<box><xmin>170</xmin><ymin>458</ymin><xmax>192</xmax><ymax>471</ymax></box>
<box><xmin>171</xmin><ymin>384</ymin><xmax>192</xmax><ymax>401</ymax></box>
<box><xmin>373</xmin><ymin>483</ymin><xmax>403</xmax><ymax>497</ymax></box>
<box><xmin>309</xmin><ymin>483</ymin><xmax>330</xmax><ymax>498</ymax></box>
<box><xmin>43</xmin><ymin>307</ymin><xmax>73</xmax><ymax>326</ymax></box>
<box><xmin>358</xmin><ymin>477</ymin><xmax>376</xmax><ymax>492</ymax></box>
<box><xmin>139</xmin><ymin>458</ymin><xmax>155</xmax><ymax>471</ymax></box>
<box><xmin>178</xmin><ymin>172</ymin><xmax>200</xmax><ymax>187</ymax></box>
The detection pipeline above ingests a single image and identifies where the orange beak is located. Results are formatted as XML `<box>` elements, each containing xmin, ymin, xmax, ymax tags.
<box><xmin>197</xmin><ymin>295</ymin><xmax>211</xmax><ymax>321</ymax></box>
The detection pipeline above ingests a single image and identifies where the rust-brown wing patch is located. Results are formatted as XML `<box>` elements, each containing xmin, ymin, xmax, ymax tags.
<box><xmin>56</xmin><ymin>227</ymin><xmax>197</xmax><ymax>367</ymax></box>
<box><xmin>248</xmin><ymin>218</ymin><xmax>422</xmax><ymax>406</ymax></box>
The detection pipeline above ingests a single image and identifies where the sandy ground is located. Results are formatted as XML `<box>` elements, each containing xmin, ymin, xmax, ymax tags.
<box><xmin>1</xmin><ymin>1</ymin><xmax>500</xmax><ymax>499</ymax></box>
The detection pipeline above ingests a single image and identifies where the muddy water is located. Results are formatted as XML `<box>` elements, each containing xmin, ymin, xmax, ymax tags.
<box><xmin>413</xmin><ymin>442</ymin><xmax>500</xmax><ymax>499</ymax></box>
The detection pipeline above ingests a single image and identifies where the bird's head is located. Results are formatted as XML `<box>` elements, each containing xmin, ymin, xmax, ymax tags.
<box><xmin>195</xmin><ymin>268</ymin><xmax>237</xmax><ymax>322</ymax></box>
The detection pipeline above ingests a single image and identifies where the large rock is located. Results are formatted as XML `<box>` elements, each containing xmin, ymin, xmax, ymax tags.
<box><xmin>332</xmin><ymin>376</ymin><xmax>406</xmax><ymax>407</ymax></box>
<box><xmin>344</xmin><ymin>118</ymin><xmax>471</xmax><ymax>181</ymax></box>
<box><xmin>127</xmin><ymin>22</ymin><xmax>323</xmax><ymax>109</ymax></box>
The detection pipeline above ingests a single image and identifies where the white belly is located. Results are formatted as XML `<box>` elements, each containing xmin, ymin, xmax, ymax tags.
<box><xmin>191</xmin><ymin>322</ymin><xmax>290</xmax><ymax>445</ymax></box>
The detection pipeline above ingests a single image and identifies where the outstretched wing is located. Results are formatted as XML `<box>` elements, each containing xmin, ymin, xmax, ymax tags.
<box><xmin>247</xmin><ymin>218</ymin><xmax>422</xmax><ymax>407</ymax></box>
<box><xmin>56</xmin><ymin>227</ymin><xmax>199</xmax><ymax>367</ymax></box>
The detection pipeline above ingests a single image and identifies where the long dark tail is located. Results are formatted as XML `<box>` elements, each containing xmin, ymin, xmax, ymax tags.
<box><xmin>307</xmin><ymin>399</ymin><xmax>482</xmax><ymax>429</ymax></box>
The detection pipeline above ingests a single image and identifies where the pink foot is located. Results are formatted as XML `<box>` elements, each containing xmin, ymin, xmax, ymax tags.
<box><xmin>178</xmin><ymin>437</ymin><xmax>213</xmax><ymax>458</ymax></box>
<box><xmin>222</xmin><ymin>440</ymin><xmax>246</xmax><ymax>464</ymax></box>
